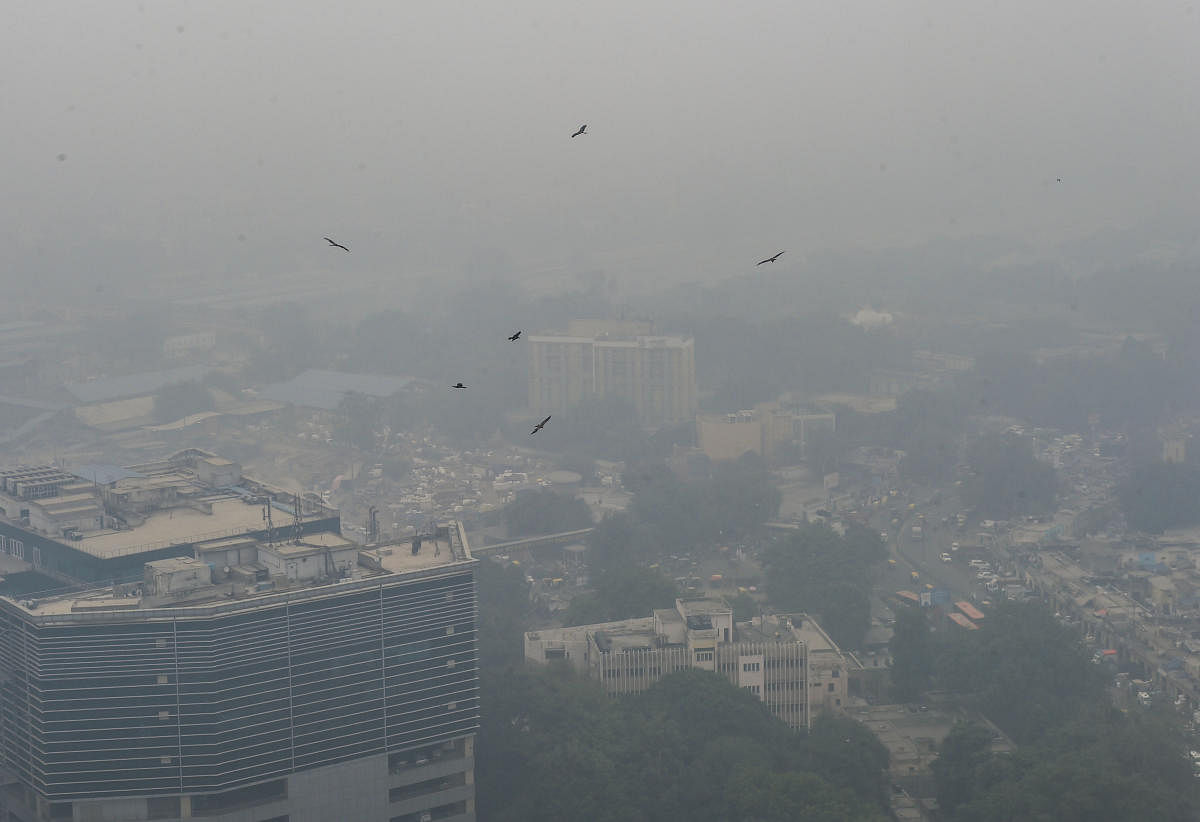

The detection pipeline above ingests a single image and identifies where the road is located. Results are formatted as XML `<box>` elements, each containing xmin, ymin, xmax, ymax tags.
<box><xmin>868</xmin><ymin>491</ymin><xmax>996</xmax><ymax>607</ymax></box>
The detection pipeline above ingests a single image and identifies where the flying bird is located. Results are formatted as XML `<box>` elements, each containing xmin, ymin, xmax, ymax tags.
<box><xmin>508</xmin><ymin>331</ymin><xmax>522</xmax><ymax>342</ymax></box>
<box><xmin>451</xmin><ymin>382</ymin><xmax>467</xmax><ymax>390</ymax></box>
<box><xmin>324</xmin><ymin>237</ymin><xmax>350</xmax><ymax>252</ymax></box>
<box><xmin>530</xmin><ymin>415</ymin><xmax>551</xmax><ymax>435</ymax></box>
<box><xmin>571</xmin><ymin>124</ymin><xmax>587</xmax><ymax>138</ymax></box>
<box><xmin>756</xmin><ymin>251</ymin><xmax>785</xmax><ymax>266</ymax></box>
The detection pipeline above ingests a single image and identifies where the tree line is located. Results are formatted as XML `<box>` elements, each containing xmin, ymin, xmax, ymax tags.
<box><xmin>476</xmin><ymin>665</ymin><xmax>891</xmax><ymax>822</ymax></box>
<box><xmin>888</xmin><ymin>600</ymin><xmax>1200</xmax><ymax>820</ymax></box>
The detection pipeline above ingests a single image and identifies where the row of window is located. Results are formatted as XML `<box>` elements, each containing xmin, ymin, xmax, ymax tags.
<box><xmin>721</xmin><ymin>659</ymin><xmax>802</xmax><ymax>674</ymax></box>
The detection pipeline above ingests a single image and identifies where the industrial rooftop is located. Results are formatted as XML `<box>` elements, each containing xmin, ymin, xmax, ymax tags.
<box><xmin>5</xmin><ymin>526</ymin><xmax>471</xmax><ymax>619</ymax></box>
<box><xmin>0</xmin><ymin>449</ymin><xmax>336</xmax><ymax>560</ymax></box>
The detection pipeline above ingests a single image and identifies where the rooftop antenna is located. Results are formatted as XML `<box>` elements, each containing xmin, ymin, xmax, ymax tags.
<box><xmin>292</xmin><ymin>494</ymin><xmax>302</xmax><ymax>544</ymax></box>
<box><xmin>367</xmin><ymin>505</ymin><xmax>379</xmax><ymax>545</ymax></box>
<box><xmin>262</xmin><ymin>498</ymin><xmax>274</xmax><ymax>546</ymax></box>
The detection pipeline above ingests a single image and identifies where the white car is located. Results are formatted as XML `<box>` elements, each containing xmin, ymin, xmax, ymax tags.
<box><xmin>940</xmin><ymin>553</ymin><xmax>953</xmax><ymax>563</ymax></box>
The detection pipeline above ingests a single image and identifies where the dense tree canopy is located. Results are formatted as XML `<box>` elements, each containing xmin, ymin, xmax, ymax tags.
<box><xmin>935</xmin><ymin>712</ymin><xmax>1200</xmax><ymax>822</ymax></box>
<box><xmin>888</xmin><ymin>604</ymin><xmax>933</xmax><ymax>702</ymax></box>
<box><xmin>1118</xmin><ymin>461</ymin><xmax>1200</xmax><ymax>534</ymax></box>
<box><xmin>893</xmin><ymin>389</ymin><xmax>967</xmax><ymax>485</ymax></box>
<box><xmin>523</xmin><ymin>394</ymin><xmax>652</xmax><ymax>463</ymax></box>
<box><xmin>961</xmin><ymin>432</ymin><xmax>1056</xmax><ymax>520</ymax></box>
<box><xmin>562</xmin><ymin>562</ymin><xmax>679</xmax><ymax>627</ymax></box>
<box><xmin>474</xmin><ymin>558</ymin><xmax>533</xmax><ymax>669</ymax></box>
<box><xmin>502</xmin><ymin>489</ymin><xmax>594</xmax><ymax>538</ymax></box>
<box><xmin>762</xmin><ymin>522</ymin><xmax>886</xmax><ymax>649</ymax></box>
<box><xmin>934</xmin><ymin>601</ymin><xmax>1101</xmax><ymax>745</ymax></box>
<box><xmin>929</xmin><ymin>599</ymin><xmax>1200</xmax><ymax>819</ymax></box>
<box><xmin>624</xmin><ymin>452</ymin><xmax>781</xmax><ymax>557</ymax></box>
<box><xmin>476</xmin><ymin>665</ymin><xmax>890</xmax><ymax>822</ymax></box>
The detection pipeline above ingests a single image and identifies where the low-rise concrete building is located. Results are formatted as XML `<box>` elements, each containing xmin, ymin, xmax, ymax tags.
<box><xmin>525</xmin><ymin>598</ymin><xmax>855</xmax><ymax>729</ymax></box>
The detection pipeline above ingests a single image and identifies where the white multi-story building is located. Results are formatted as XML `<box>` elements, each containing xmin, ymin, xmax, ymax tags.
<box><xmin>524</xmin><ymin>598</ymin><xmax>853</xmax><ymax>729</ymax></box>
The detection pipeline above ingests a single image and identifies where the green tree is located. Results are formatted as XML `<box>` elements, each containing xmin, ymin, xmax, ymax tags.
<box><xmin>800</xmin><ymin>713</ymin><xmax>891</xmax><ymax>807</ymax></box>
<box><xmin>934</xmin><ymin>601</ymin><xmax>1101</xmax><ymax>744</ymax></box>
<box><xmin>525</xmin><ymin>394</ymin><xmax>651</xmax><ymax>462</ymax></box>
<box><xmin>474</xmin><ymin>559</ymin><xmax>532</xmax><ymax>669</ymax></box>
<box><xmin>1118</xmin><ymin>461</ymin><xmax>1200</xmax><ymax>534</ymax></box>
<box><xmin>962</xmin><ymin>433</ymin><xmax>1056</xmax><ymax>520</ymax></box>
<box><xmin>894</xmin><ymin>389</ymin><xmax>966</xmax><ymax>484</ymax></box>
<box><xmin>944</xmin><ymin>712</ymin><xmax>1200</xmax><ymax>822</ymax></box>
<box><xmin>503</xmin><ymin>489</ymin><xmax>594</xmax><ymax>538</ymax></box>
<box><xmin>763</xmin><ymin>523</ymin><xmax>884</xmax><ymax>649</ymax></box>
<box><xmin>931</xmin><ymin>722</ymin><xmax>995</xmax><ymax>817</ymax></box>
<box><xmin>724</xmin><ymin>590</ymin><xmax>761</xmax><ymax>624</ymax></box>
<box><xmin>476</xmin><ymin>666</ymin><xmax>893</xmax><ymax>822</ymax></box>
<box><xmin>563</xmin><ymin>563</ymin><xmax>678</xmax><ymax>626</ymax></box>
<box><xmin>889</xmin><ymin>604</ymin><xmax>933</xmax><ymax>702</ymax></box>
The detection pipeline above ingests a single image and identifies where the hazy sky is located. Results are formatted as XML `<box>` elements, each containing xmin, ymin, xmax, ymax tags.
<box><xmin>3</xmin><ymin>0</ymin><xmax>1198</xmax><ymax>297</ymax></box>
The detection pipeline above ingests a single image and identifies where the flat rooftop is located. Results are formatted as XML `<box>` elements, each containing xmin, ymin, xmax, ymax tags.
<box><xmin>0</xmin><ymin>452</ymin><xmax>339</xmax><ymax>561</ymax></box>
<box><xmin>363</xmin><ymin>534</ymin><xmax>461</xmax><ymax>574</ymax></box>
<box><xmin>531</xmin><ymin>617</ymin><xmax>658</xmax><ymax>649</ymax></box>
<box><xmin>678</xmin><ymin>598</ymin><xmax>732</xmax><ymax>617</ymax></box>
<box><xmin>77</xmin><ymin>497</ymin><xmax>298</xmax><ymax>559</ymax></box>
<box><xmin>4</xmin><ymin>530</ymin><xmax>474</xmax><ymax>619</ymax></box>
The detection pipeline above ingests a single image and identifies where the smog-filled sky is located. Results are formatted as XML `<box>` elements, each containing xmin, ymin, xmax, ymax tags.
<box><xmin>3</xmin><ymin>0</ymin><xmax>1198</xmax><ymax>295</ymax></box>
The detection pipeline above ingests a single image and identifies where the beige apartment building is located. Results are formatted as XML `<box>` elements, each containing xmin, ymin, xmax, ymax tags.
<box><xmin>528</xmin><ymin>320</ymin><xmax>697</xmax><ymax>427</ymax></box>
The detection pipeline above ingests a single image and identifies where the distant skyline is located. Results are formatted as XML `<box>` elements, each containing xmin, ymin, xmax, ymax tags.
<box><xmin>3</xmin><ymin>1</ymin><xmax>1198</xmax><ymax>298</ymax></box>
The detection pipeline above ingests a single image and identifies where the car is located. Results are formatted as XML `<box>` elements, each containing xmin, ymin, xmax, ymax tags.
<box><xmin>940</xmin><ymin>553</ymin><xmax>953</xmax><ymax>563</ymax></box>
<box><xmin>951</xmin><ymin>542</ymin><xmax>960</xmax><ymax>551</ymax></box>
<box><xmin>976</xmin><ymin>571</ymin><xmax>993</xmax><ymax>580</ymax></box>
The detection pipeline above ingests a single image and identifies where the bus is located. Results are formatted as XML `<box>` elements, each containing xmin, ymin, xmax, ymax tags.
<box><xmin>948</xmin><ymin>612</ymin><xmax>979</xmax><ymax>630</ymax></box>
<box><xmin>955</xmin><ymin>601</ymin><xmax>985</xmax><ymax>621</ymax></box>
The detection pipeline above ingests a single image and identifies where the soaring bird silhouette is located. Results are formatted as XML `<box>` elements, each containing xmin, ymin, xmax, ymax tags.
<box><xmin>451</xmin><ymin>382</ymin><xmax>466</xmax><ymax>390</ymax></box>
<box><xmin>324</xmin><ymin>237</ymin><xmax>350</xmax><ymax>252</ymax></box>
<box><xmin>508</xmin><ymin>331</ymin><xmax>522</xmax><ymax>342</ymax></box>
<box><xmin>756</xmin><ymin>251</ymin><xmax>785</xmax><ymax>266</ymax></box>
<box><xmin>530</xmin><ymin>415</ymin><xmax>551</xmax><ymax>435</ymax></box>
<box><xmin>571</xmin><ymin>124</ymin><xmax>587</xmax><ymax>138</ymax></box>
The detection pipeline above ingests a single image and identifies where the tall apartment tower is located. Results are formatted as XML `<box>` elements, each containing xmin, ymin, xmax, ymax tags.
<box><xmin>528</xmin><ymin>320</ymin><xmax>697</xmax><ymax>427</ymax></box>
<box><xmin>0</xmin><ymin>454</ymin><xmax>479</xmax><ymax>822</ymax></box>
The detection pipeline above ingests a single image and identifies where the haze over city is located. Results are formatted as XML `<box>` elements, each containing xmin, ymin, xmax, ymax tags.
<box><xmin>3</xmin><ymin>0</ymin><xmax>1198</xmax><ymax>301</ymax></box>
<box><xmin>1</xmin><ymin>3</ymin><xmax>1200</xmax><ymax>822</ymax></box>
